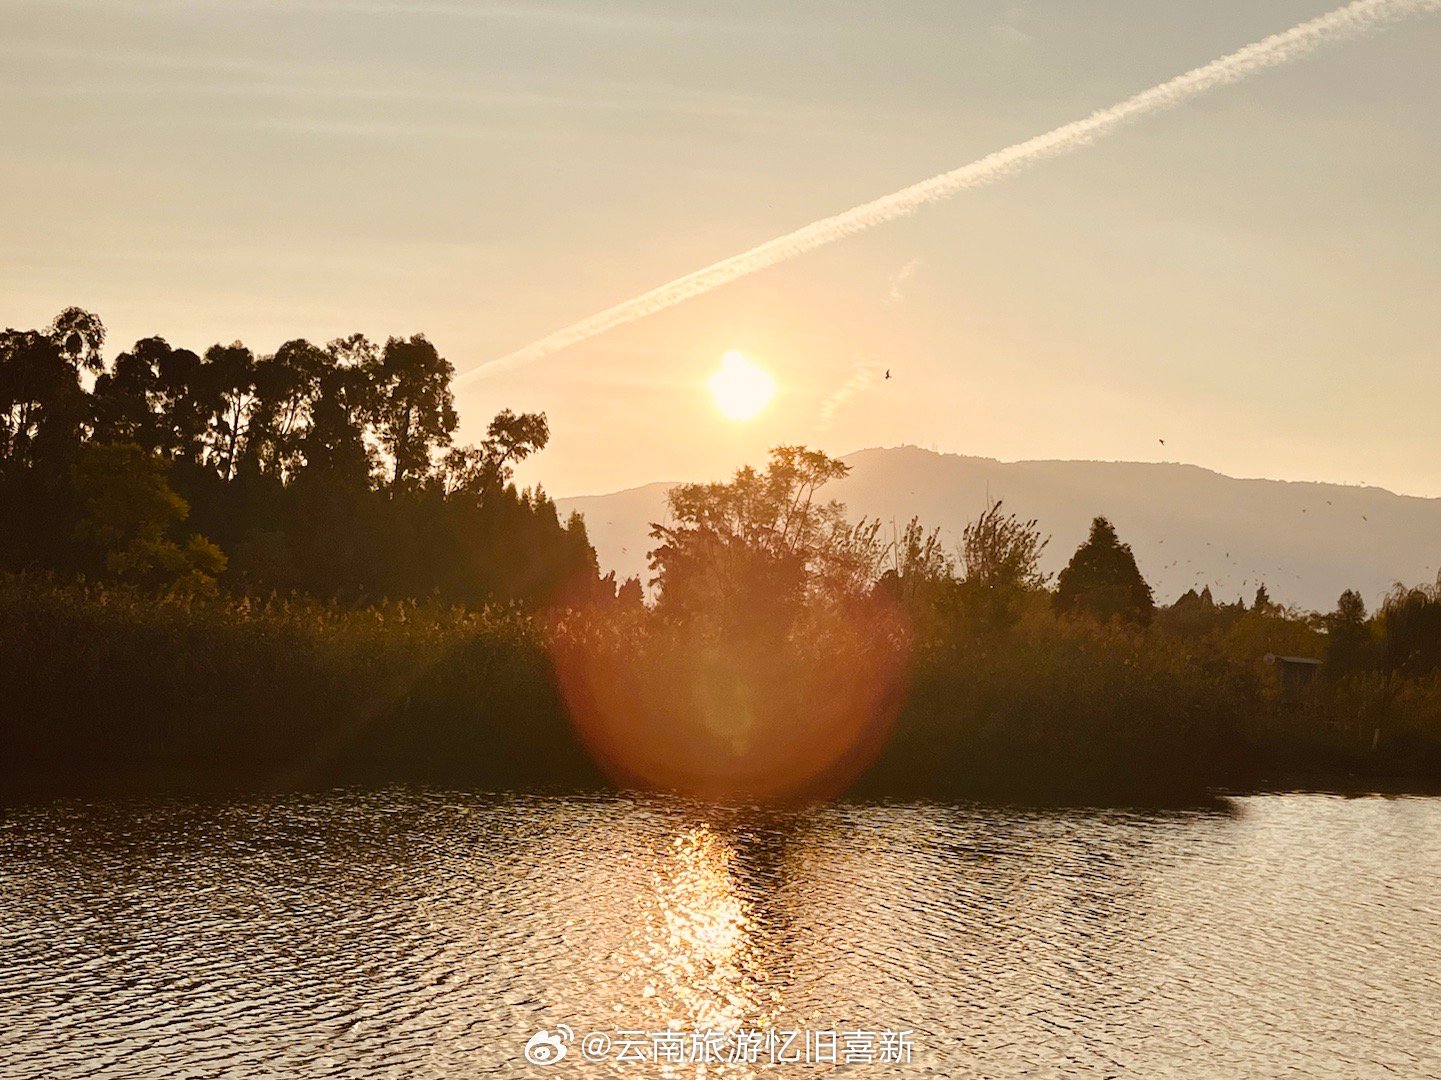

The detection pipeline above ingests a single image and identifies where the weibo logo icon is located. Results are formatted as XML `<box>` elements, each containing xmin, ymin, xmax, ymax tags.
<box><xmin>524</xmin><ymin>1026</ymin><xmax>573</xmax><ymax>1066</ymax></box>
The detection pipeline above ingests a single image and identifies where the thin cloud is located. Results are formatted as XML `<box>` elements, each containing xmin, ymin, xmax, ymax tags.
<box><xmin>31</xmin><ymin>0</ymin><xmax>804</xmax><ymax>37</ymax></box>
<box><xmin>991</xmin><ymin>3</ymin><xmax>1034</xmax><ymax>45</ymax></box>
<box><xmin>458</xmin><ymin>0</ymin><xmax>1441</xmax><ymax>385</ymax></box>
<box><xmin>885</xmin><ymin>258</ymin><xmax>922</xmax><ymax>306</ymax></box>
<box><xmin>818</xmin><ymin>358</ymin><xmax>886</xmax><ymax>431</ymax></box>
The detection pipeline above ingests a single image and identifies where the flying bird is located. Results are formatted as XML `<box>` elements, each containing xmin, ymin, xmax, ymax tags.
<box><xmin>885</xmin><ymin>369</ymin><xmax>891</xmax><ymax>380</ymax></box>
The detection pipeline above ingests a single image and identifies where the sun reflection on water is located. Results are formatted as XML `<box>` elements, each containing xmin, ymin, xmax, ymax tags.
<box><xmin>13</xmin><ymin>795</ymin><xmax>1440</xmax><ymax>1076</ymax></box>
<box><xmin>625</xmin><ymin>826</ymin><xmax>778</xmax><ymax>1043</ymax></box>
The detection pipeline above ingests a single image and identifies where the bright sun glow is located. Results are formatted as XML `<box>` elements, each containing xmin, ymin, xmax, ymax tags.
<box><xmin>707</xmin><ymin>350</ymin><xmax>775</xmax><ymax>422</ymax></box>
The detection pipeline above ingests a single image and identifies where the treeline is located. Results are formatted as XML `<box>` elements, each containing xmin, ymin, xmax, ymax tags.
<box><xmin>879</xmin><ymin>535</ymin><xmax>1441</xmax><ymax>803</ymax></box>
<box><xmin>1</xmin><ymin>308</ymin><xmax>604</xmax><ymax>605</ymax></box>
<box><xmin>4</xmin><ymin>315</ymin><xmax>1440</xmax><ymax>803</ymax></box>
<box><xmin>555</xmin><ymin>448</ymin><xmax>1441</xmax><ymax>802</ymax></box>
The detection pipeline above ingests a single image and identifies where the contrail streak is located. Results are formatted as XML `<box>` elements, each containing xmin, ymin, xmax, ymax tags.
<box><xmin>459</xmin><ymin>0</ymin><xmax>1438</xmax><ymax>384</ymax></box>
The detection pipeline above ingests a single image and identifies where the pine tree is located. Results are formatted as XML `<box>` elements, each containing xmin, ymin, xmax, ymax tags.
<box><xmin>1053</xmin><ymin>516</ymin><xmax>1155</xmax><ymax>626</ymax></box>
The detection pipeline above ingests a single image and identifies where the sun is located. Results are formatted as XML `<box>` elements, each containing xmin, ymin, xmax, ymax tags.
<box><xmin>707</xmin><ymin>349</ymin><xmax>775</xmax><ymax>421</ymax></box>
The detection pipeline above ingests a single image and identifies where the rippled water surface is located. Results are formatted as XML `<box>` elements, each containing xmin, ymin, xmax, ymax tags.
<box><xmin>2</xmin><ymin>792</ymin><xmax>1439</xmax><ymax>1077</ymax></box>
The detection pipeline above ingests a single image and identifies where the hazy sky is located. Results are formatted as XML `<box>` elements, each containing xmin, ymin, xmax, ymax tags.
<box><xmin>3</xmin><ymin>0</ymin><xmax>1438</xmax><ymax>497</ymax></box>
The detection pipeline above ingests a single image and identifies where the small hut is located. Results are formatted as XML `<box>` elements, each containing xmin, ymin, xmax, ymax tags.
<box><xmin>1263</xmin><ymin>653</ymin><xmax>1323</xmax><ymax>703</ymax></box>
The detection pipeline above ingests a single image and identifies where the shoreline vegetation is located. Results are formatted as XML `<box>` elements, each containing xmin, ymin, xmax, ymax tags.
<box><xmin>4</xmin><ymin>309</ymin><xmax>1440</xmax><ymax>805</ymax></box>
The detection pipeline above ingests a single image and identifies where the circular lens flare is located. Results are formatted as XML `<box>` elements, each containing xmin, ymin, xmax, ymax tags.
<box><xmin>549</xmin><ymin>597</ymin><xmax>911</xmax><ymax>804</ymax></box>
<box><xmin>708</xmin><ymin>350</ymin><xmax>775</xmax><ymax>421</ymax></box>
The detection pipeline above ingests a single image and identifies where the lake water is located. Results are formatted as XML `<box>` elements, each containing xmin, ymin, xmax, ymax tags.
<box><xmin>1</xmin><ymin>792</ymin><xmax>1438</xmax><ymax>1077</ymax></box>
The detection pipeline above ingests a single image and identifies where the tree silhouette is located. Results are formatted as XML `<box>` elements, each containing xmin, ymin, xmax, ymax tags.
<box><xmin>616</xmin><ymin>575</ymin><xmax>645</xmax><ymax>608</ymax></box>
<box><xmin>436</xmin><ymin>409</ymin><xmax>550</xmax><ymax>498</ymax></box>
<box><xmin>371</xmin><ymin>334</ymin><xmax>456</xmax><ymax>494</ymax></box>
<box><xmin>48</xmin><ymin>307</ymin><xmax>106</xmax><ymax>374</ymax></box>
<box><xmin>1053</xmin><ymin>516</ymin><xmax>1155</xmax><ymax>626</ymax></box>
<box><xmin>300</xmin><ymin>337</ymin><xmax>374</xmax><ymax>488</ymax></box>
<box><xmin>952</xmin><ymin>501</ymin><xmax>1050</xmax><ymax>629</ymax></box>
<box><xmin>1380</xmin><ymin>578</ymin><xmax>1441</xmax><ymax>677</ymax></box>
<box><xmin>875</xmin><ymin>517</ymin><xmax>952</xmax><ymax>605</ymax></box>
<box><xmin>960</xmin><ymin>501</ymin><xmax>1048</xmax><ymax>592</ymax></box>
<box><xmin>1</xmin><ymin>320</ymin><xmax>92</xmax><ymax>475</ymax></box>
<box><xmin>242</xmin><ymin>339</ymin><xmax>327</xmax><ymax>480</ymax></box>
<box><xmin>201</xmin><ymin>342</ymin><xmax>258</xmax><ymax>481</ymax></box>
<box><xmin>1325</xmin><ymin>588</ymin><xmax>1375</xmax><ymax>675</ymax></box>
<box><xmin>0</xmin><ymin>309</ymin><xmax>601</xmax><ymax>608</ymax></box>
<box><xmin>648</xmin><ymin>446</ymin><xmax>884</xmax><ymax>619</ymax></box>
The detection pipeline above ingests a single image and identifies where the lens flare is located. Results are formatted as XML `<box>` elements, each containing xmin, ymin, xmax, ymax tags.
<box><xmin>549</xmin><ymin>597</ymin><xmax>911</xmax><ymax>804</ymax></box>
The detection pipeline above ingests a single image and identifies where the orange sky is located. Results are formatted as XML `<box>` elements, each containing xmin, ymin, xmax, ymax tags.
<box><xmin>3</xmin><ymin>0</ymin><xmax>1438</xmax><ymax>497</ymax></box>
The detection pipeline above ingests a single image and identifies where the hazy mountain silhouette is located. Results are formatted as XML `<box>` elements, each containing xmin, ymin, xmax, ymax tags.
<box><xmin>557</xmin><ymin>446</ymin><xmax>1441</xmax><ymax>612</ymax></box>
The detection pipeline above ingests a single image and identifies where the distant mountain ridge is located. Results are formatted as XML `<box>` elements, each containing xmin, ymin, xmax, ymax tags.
<box><xmin>556</xmin><ymin>447</ymin><xmax>1441</xmax><ymax>613</ymax></box>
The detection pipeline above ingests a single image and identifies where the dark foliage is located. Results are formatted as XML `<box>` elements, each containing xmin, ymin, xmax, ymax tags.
<box><xmin>1</xmin><ymin>309</ymin><xmax>601</xmax><ymax>607</ymax></box>
<box><xmin>0</xmin><ymin>576</ymin><xmax>601</xmax><ymax>797</ymax></box>
<box><xmin>1380</xmin><ymin>581</ymin><xmax>1441</xmax><ymax>677</ymax></box>
<box><xmin>1054</xmin><ymin>516</ymin><xmax>1156</xmax><ymax>626</ymax></box>
<box><xmin>4</xmin><ymin>355</ymin><xmax>1440</xmax><ymax>804</ymax></box>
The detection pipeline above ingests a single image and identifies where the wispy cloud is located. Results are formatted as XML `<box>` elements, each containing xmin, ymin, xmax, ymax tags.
<box><xmin>17</xmin><ymin>0</ymin><xmax>802</xmax><ymax>37</ymax></box>
<box><xmin>458</xmin><ymin>0</ymin><xmax>1441</xmax><ymax>384</ymax></box>
<box><xmin>818</xmin><ymin>358</ymin><xmax>886</xmax><ymax>431</ymax></box>
<box><xmin>991</xmin><ymin>3</ymin><xmax>1033</xmax><ymax>45</ymax></box>
<box><xmin>885</xmin><ymin>258</ymin><xmax>922</xmax><ymax>305</ymax></box>
<box><xmin>0</xmin><ymin>36</ymin><xmax>871</xmax><ymax>129</ymax></box>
